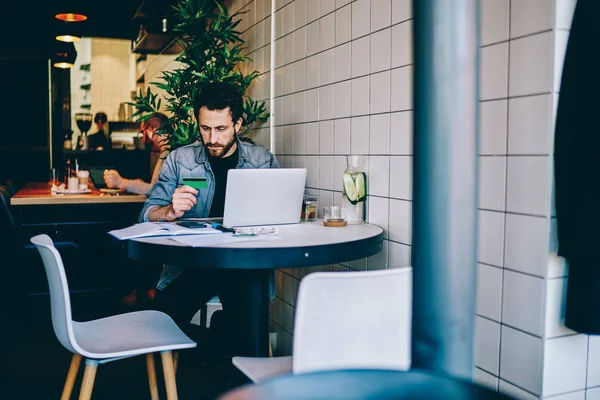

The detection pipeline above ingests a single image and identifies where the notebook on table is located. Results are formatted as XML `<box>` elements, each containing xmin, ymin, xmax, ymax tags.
<box><xmin>222</xmin><ymin>168</ymin><xmax>307</xmax><ymax>228</ymax></box>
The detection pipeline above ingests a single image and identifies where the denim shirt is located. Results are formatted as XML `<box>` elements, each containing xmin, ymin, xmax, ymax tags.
<box><xmin>139</xmin><ymin>137</ymin><xmax>280</xmax><ymax>300</ymax></box>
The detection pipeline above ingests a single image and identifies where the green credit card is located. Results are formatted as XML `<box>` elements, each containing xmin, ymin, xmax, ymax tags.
<box><xmin>182</xmin><ymin>177</ymin><xmax>208</xmax><ymax>189</ymax></box>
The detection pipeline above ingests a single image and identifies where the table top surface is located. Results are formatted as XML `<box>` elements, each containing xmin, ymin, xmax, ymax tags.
<box><xmin>218</xmin><ymin>369</ymin><xmax>514</xmax><ymax>400</ymax></box>
<box><xmin>128</xmin><ymin>220</ymin><xmax>384</xmax><ymax>269</ymax></box>
<box><xmin>132</xmin><ymin>220</ymin><xmax>383</xmax><ymax>249</ymax></box>
<box><xmin>11</xmin><ymin>182</ymin><xmax>147</xmax><ymax>206</ymax></box>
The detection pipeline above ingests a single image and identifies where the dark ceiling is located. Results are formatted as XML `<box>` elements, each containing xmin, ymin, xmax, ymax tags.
<box><xmin>1</xmin><ymin>0</ymin><xmax>176</xmax><ymax>57</ymax></box>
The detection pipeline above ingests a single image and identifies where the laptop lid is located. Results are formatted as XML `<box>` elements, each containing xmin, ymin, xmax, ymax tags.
<box><xmin>223</xmin><ymin>168</ymin><xmax>307</xmax><ymax>228</ymax></box>
<box><xmin>87</xmin><ymin>166</ymin><xmax>115</xmax><ymax>189</ymax></box>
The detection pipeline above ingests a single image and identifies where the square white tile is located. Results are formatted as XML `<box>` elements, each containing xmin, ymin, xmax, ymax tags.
<box><xmin>543</xmin><ymin>335</ymin><xmax>588</xmax><ymax>397</ymax></box>
<box><xmin>545</xmin><ymin>277</ymin><xmax>577</xmax><ymax>339</ymax></box>
<box><xmin>306</xmin><ymin>88</ymin><xmax>320</xmax><ymax>122</ymax></box>
<box><xmin>510</xmin><ymin>0</ymin><xmax>553</xmax><ymax>39</ymax></box>
<box><xmin>388</xmin><ymin>241</ymin><xmax>411</xmax><ymax>268</ymax></box>
<box><xmin>352</xmin><ymin>0</ymin><xmax>371</xmax><ymax>39</ymax></box>
<box><xmin>392</xmin><ymin>21</ymin><xmax>412</xmax><ymax>68</ymax></box>
<box><xmin>283</xmin><ymin>125</ymin><xmax>294</xmax><ymax>154</ymax></box>
<box><xmin>502</xmin><ymin>270</ymin><xmax>544</xmax><ymax>336</ymax></box>
<box><xmin>504</xmin><ymin>213</ymin><xmax>549</xmax><ymax>277</ymax></box>
<box><xmin>369</xmin><ymin>113</ymin><xmax>391</xmax><ymax>156</ymax></box>
<box><xmin>544</xmin><ymin>391</ymin><xmax>586</xmax><ymax>400</ymax></box>
<box><xmin>306</xmin><ymin>0</ymin><xmax>320</xmax><ymax>23</ymax></box>
<box><xmin>477</xmin><ymin>210</ymin><xmax>505</xmax><ymax>268</ymax></box>
<box><xmin>480</xmin><ymin>43</ymin><xmax>509</xmax><ymax>100</ymax></box>
<box><xmin>506</xmin><ymin>156</ymin><xmax>550</xmax><ymax>216</ymax></box>
<box><xmin>389</xmin><ymin>156</ymin><xmax>412</xmax><ymax>200</ymax></box>
<box><xmin>509</xmin><ymin>32</ymin><xmax>553</xmax><ymax>97</ymax></box>
<box><xmin>336</xmin><ymin>5</ymin><xmax>352</xmax><ymax>45</ymax></box>
<box><xmin>320</xmin><ymin>13</ymin><xmax>336</xmax><ymax>52</ymax></box>
<box><xmin>555</xmin><ymin>0</ymin><xmax>576</xmax><ymax>30</ymax></box>
<box><xmin>334</xmin><ymin>42</ymin><xmax>352</xmax><ymax>81</ymax></box>
<box><xmin>319</xmin><ymin>48</ymin><xmax>335</xmax><ymax>86</ymax></box>
<box><xmin>306</xmin><ymin>122</ymin><xmax>320</xmax><ymax>154</ymax></box>
<box><xmin>368</xmin><ymin>196</ymin><xmax>389</xmax><ymax>238</ymax></box>
<box><xmin>367</xmin><ymin>156</ymin><xmax>390</xmax><ymax>197</ymax></box>
<box><xmin>587</xmin><ymin>336</ymin><xmax>600</xmax><ymax>387</ymax></box>
<box><xmin>282</xmin><ymin>3</ymin><xmax>294</xmax><ymax>36</ymax></box>
<box><xmin>334</xmin><ymin>118</ymin><xmax>351</xmax><ymax>154</ymax></box>
<box><xmin>306</xmin><ymin>155</ymin><xmax>320</xmax><ymax>187</ymax></box>
<box><xmin>319</xmin><ymin>156</ymin><xmax>335</xmax><ymax>190</ymax></box>
<box><xmin>333</xmin><ymin>156</ymin><xmax>346</xmax><ymax>191</ymax></box>
<box><xmin>319</xmin><ymin>120</ymin><xmax>335</xmax><ymax>154</ymax></box>
<box><xmin>390</xmin><ymin>111</ymin><xmax>413</xmax><ymax>155</ymax></box>
<box><xmin>319</xmin><ymin>85</ymin><xmax>335</xmax><ymax>120</ymax></box>
<box><xmin>391</xmin><ymin>0</ymin><xmax>411</xmax><ymax>24</ymax></box>
<box><xmin>294</xmin><ymin>59</ymin><xmax>307</xmax><ymax>93</ymax></box>
<box><xmin>388</xmin><ymin>199</ymin><xmax>412</xmax><ymax>245</ymax></box>
<box><xmin>334</xmin><ymin>81</ymin><xmax>352</xmax><ymax>118</ymax></box>
<box><xmin>306</xmin><ymin>54</ymin><xmax>319</xmax><ymax>89</ymax></box>
<box><xmin>352</xmin><ymin>76</ymin><xmax>370</xmax><ymax>116</ymax></box>
<box><xmin>370</xmin><ymin>28</ymin><xmax>391</xmax><ymax>73</ymax></box>
<box><xmin>294</xmin><ymin>26</ymin><xmax>307</xmax><ymax>60</ymax></box>
<box><xmin>588</xmin><ymin>388</ymin><xmax>600</xmax><ymax>400</ymax></box>
<box><xmin>321</xmin><ymin>0</ymin><xmax>335</xmax><ymax>15</ymax></box>
<box><xmin>294</xmin><ymin>0</ymin><xmax>307</xmax><ymax>29</ymax></box>
<box><xmin>500</xmin><ymin>326</ymin><xmax>543</xmax><ymax>395</ymax></box>
<box><xmin>336</xmin><ymin>0</ymin><xmax>351</xmax><ymax>8</ymax></box>
<box><xmin>480</xmin><ymin>0</ymin><xmax>509</xmax><ymax>46</ymax></box>
<box><xmin>294</xmin><ymin>124</ymin><xmax>307</xmax><ymax>155</ymax></box>
<box><xmin>478</xmin><ymin>156</ymin><xmax>506</xmax><ymax>211</ymax></box>
<box><xmin>479</xmin><ymin>100</ymin><xmax>508</xmax><ymax>155</ymax></box>
<box><xmin>371</xmin><ymin>0</ymin><xmax>391</xmax><ymax>32</ymax></box>
<box><xmin>351</xmin><ymin>116</ymin><xmax>370</xmax><ymax>154</ymax></box>
<box><xmin>508</xmin><ymin>94</ymin><xmax>553</xmax><ymax>155</ymax></box>
<box><xmin>352</xmin><ymin>36</ymin><xmax>371</xmax><ymax>78</ymax></box>
<box><xmin>476</xmin><ymin>263</ymin><xmax>503</xmax><ymax>322</ymax></box>
<box><xmin>370</xmin><ymin>71</ymin><xmax>391</xmax><ymax>114</ymax></box>
<box><xmin>391</xmin><ymin>66</ymin><xmax>413</xmax><ymax>111</ymax></box>
<box><xmin>306</xmin><ymin>20</ymin><xmax>320</xmax><ymax>56</ymax></box>
<box><xmin>474</xmin><ymin>316</ymin><xmax>501</xmax><ymax>375</ymax></box>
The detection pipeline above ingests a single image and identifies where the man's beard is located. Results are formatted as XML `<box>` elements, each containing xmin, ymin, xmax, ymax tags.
<box><xmin>206</xmin><ymin>136</ymin><xmax>236</xmax><ymax>158</ymax></box>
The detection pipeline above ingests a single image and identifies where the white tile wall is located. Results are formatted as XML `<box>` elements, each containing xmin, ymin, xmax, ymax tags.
<box><xmin>543</xmin><ymin>335</ymin><xmax>588</xmax><ymax>397</ymax></box>
<box><xmin>500</xmin><ymin>326</ymin><xmax>543</xmax><ymax>395</ymax></box>
<box><xmin>502</xmin><ymin>270</ymin><xmax>544</xmax><ymax>336</ymax></box>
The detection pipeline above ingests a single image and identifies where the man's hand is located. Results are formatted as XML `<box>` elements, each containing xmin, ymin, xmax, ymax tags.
<box><xmin>169</xmin><ymin>185</ymin><xmax>198</xmax><ymax>219</ymax></box>
<box><xmin>104</xmin><ymin>169</ymin><xmax>127</xmax><ymax>190</ymax></box>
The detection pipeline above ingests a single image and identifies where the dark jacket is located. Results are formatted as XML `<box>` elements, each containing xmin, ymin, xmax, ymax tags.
<box><xmin>554</xmin><ymin>0</ymin><xmax>600</xmax><ymax>333</ymax></box>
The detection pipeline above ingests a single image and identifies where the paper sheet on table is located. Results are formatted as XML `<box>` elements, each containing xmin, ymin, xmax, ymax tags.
<box><xmin>170</xmin><ymin>233</ymin><xmax>282</xmax><ymax>247</ymax></box>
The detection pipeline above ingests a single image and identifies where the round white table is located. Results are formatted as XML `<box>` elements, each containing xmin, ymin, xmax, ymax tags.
<box><xmin>128</xmin><ymin>220</ymin><xmax>384</xmax><ymax>356</ymax></box>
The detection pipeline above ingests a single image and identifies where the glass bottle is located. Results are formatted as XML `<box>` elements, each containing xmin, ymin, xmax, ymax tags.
<box><xmin>342</xmin><ymin>155</ymin><xmax>367</xmax><ymax>224</ymax></box>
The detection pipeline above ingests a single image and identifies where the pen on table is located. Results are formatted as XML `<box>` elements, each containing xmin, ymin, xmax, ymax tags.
<box><xmin>211</xmin><ymin>223</ymin><xmax>235</xmax><ymax>233</ymax></box>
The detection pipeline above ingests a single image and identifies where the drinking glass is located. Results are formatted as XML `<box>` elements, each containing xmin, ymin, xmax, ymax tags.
<box><xmin>323</xmin><ymin>206</ymin><xmax>344</xmax><ymax>222</ymax></box>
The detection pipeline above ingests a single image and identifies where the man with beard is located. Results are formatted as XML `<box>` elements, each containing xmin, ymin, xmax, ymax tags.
<box><xmin>138</xmin><ymin>82</ymin><xmax>278</xmax><ymax>360</ymax></box>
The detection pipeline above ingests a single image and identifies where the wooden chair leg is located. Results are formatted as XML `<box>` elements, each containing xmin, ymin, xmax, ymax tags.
<box><xmin>78</xmin><ymin>359</ymin><xmax>98</xmax><ymax>400</ymax></box>
<box><xmin>61</xmin><ymin>353</ymin><xmax>82</xmax><ymax>400</ymax></box>
<box><xmin>173</xmin><ymin>351</ymin><xmax>179</xmax><ymax>375</ymax></box>
<box><xmin>146</xmin><ymin>353</ymin><xmax>159</xmax><ymax>400</ymax></box>
<box><xmin>161</xmin><ymin>351</ymin><xmax>178</xmax><ymax>400</ymax></box>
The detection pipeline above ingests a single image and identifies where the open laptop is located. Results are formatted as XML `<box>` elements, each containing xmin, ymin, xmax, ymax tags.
<box><xmin>222</xmin><ymin>168</ymin><xmax>307</xmax><ymax>228</ymax></box>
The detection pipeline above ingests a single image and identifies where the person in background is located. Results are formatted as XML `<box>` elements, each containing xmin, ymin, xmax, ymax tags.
<box><xmin>103</xmin><ymin>112</ymin><xmax>170</xmax><ymax>195</ymax></box>
<box><xmin>105</xmin><ymin>112</ymin><xmax>171</xmax><ymax>307</ymax></box>
<box><xmin>140</xmin><ymin>82</ymin><xmax>279</xmax><ymax>356</ymax></box>
<box><xmin>88</xmin><ymin>112</ymin><xmax>110</xmax><ymax>150</ymax></box>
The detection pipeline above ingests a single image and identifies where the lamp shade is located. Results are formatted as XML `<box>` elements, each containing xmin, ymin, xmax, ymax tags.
<box><xmin>54</xmin><ymin>20</ymin><xmax>84</xmax><ymax>43</ymax></box>
<box><xmin>52</xmin><ymin>41</ymin><xmax>78</xmax><ymax>69</ymax></box>
<box><xmin>54</xmin><ymin>0</ymin><xmax>88</xmax><ymax>22</ymax></box>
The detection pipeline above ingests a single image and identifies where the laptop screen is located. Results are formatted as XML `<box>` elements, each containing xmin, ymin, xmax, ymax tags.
<box><xmin>87</xmin><ymin>166</ymin><xmax>115</xmax><ymax>189</ymax></box>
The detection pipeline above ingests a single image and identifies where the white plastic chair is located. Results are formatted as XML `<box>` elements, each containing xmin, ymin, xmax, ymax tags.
<box><xmin>232</xmin><ymin>267</ymin><xmax>412</xmax><ymax>383</ymax></box>
<box><xmin>30</xmin><ymin>234</ymin><xmax>196</xmax><ymax>400</ymax></box>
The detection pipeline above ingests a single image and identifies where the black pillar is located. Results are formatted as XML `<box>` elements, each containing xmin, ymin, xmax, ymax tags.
<box><xmin>411</xmin><ymin>0</ymin><xmax>479</xmax><ymax>379</ymax></box>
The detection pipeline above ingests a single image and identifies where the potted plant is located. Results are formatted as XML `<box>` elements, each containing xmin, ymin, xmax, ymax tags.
<box><xmin>128</xmin><ymin>0</ymin><xmax>269</xmax><ymax>152</ymax></box>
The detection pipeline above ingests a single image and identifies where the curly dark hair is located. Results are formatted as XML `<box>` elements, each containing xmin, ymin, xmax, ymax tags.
<box><xmin>193</xmin><ymin>82</ymin><xmax>243</xmax><ymax>124</ymax></box>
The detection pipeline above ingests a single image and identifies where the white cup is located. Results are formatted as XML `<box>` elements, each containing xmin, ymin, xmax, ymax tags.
<box><xmin>68</xmin><ymin>177</ymin><xmax>80</xmax><ymax>192</ymax></box>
